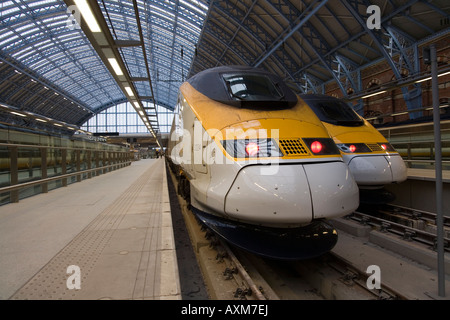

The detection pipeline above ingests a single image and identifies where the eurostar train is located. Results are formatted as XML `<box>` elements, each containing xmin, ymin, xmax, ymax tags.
<box><xmin>167</xmin><ymin>66</ymin><xmax>359</xmax><ymax>260</ymax></box>
<box><xmin>300</xmin><ymin>94</ymin><xmax>407</xmax><ymax>203</ymax></box>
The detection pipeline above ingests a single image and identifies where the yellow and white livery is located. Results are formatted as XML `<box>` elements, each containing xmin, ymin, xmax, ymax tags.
<box><xmin>300</xmin><ymin>94</ymin><xmax>407</xmax><ymax>189</ymax></box>
<box><xmin>167</xmin><ymin>66</ymin><xmax>359</xmax><ymax>259</ymax></box>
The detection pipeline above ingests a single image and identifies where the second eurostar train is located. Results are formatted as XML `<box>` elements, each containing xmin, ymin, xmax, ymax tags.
<box><xmin>300</xmin><ymin>94</ymin><xmax>407</xmax><ymax>203</ymax></box>
<box><xmin>167</xmin><ymin>66</ymin><xmax>359</xmax><ymax>259</ymax></box>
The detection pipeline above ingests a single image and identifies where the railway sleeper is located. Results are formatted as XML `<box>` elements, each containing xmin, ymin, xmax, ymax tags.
<box><xmin>223</xmin><ymin>267</ymin><xmax>238</xmax><ymax>280</ymax></box>
<box><xmin>234</xmin><ymin>287</ymin><xmax>252</xmax><ymax>300</ymax></box>
<box><xmin>340</xmin><ymin>269</ymin><xmax>359</xmax><ymax>286</ymax></box>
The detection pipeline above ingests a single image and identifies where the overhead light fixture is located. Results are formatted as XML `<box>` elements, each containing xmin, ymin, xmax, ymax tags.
<box><xmin>133</xmin><ymin>101</ymin><xmax>140</xmax><ymax>108</ymax></box>
<box><xmin>361</xmin><ymin>90</ymin><xmax>386</xmax><ymax>99</ymax></box>
<box><xmin>415</xmin><ymin>70</ymin><xmax>450</xmax><ymax>83</ymax></box>
<box><xmin>36</xmin><ymin>118</ymin><xmax>47</xmax><ymax>123</ymax></box>
<box><xmin>74</xmin><ymin>0</ymin><xmax>101</xmax><ymax>32</ymax></box>
<box><xmin>108</xmin><ymin>58</ymin><xmax>124</xmax><ymax>76</ymax></box>
<box><xmin>125</xmin><ymin>86</ymin><xmax>134</xmax><ymax>97</ymax></box>
<box><xmin>415</xmin><ymin>77</ymin><xmax>431</xmax><ymax>83</ymax></box>
<box><xmin>10</xmin><ymin>111</ymin><xmax>27</xmax><ymax>117</ymax></box>
<box><xmin>391</xmin><ymin>111</ymin><xmax>408</xmax><ymax>117</ymax></box>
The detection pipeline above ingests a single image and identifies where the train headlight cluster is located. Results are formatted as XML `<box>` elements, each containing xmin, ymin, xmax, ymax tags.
<box><xmin>302</xmin><ymin>138</ymin><xmax>340</xmax><ymax>155</ymax></box>
<box><xmin>221</xmin><ymin>138</ymin><xmax>283</xmax><ymax>158</ymax></box>
<box><xmin>337</xmin><ymin>142</ymin><xmax>396</xmax><ymax>153</ymax></box>
<box><xmin>337</xmin><ymin>143</ymin><xmax>371</xmax><ymax>153</ymax></box>
<box><xmin>379</xmin><ymin>143</ymin><xmax>396</xmax><ymax>151</ymax></box>
<box><xmin>221</xmin><ymin>138</ymin><xmax>341</xmax><ymax>158</ymax></box>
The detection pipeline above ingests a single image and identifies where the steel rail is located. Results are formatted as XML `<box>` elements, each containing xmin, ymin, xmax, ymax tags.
<box><xmin>350</xmin><ymin>211</ymin><xmax>450</xmax><ymax>251</ymax></box>
<box><xmin>327</xmin><ymin>251</ymin><xmax>408</xmax><ymax>300</ymax></box>
<box><xmin>384</xmin><ymin>204</ymin><xmax>450</xmax><ymax>228</ymax></box>
<box><xmin>219</xmin><ymin>240</ymin><xmax>266</xmax><ymax>300</ymax></box>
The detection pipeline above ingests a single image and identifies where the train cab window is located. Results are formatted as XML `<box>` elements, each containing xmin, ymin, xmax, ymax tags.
<box><xmin>187</xmin><ymin>66</ymin><xmax>298</xmax><ymax>109</ymax></box>
<box><xmin>304</xmin><ymin>97</ymin><xmax>364</xmax><ymax>127</ymax></box>
<box><xmin>223</xmin><ymin>74</ymin><xmax>284</xmax><ymax>102</ymax></box>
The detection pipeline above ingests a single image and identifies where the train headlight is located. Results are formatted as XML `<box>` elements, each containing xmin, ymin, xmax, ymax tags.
<box><xmin>310</xmin><ymin>141</ymin><xmax>323</xmax><ymax>153</ymax></box>
<box><xmin>379</xmin><ymin>143</ymin><xmax>395</xmax><ymax>152</ymax></box>
<box><xmin>336</xmin><ymin>143</ymin><xmax>371</xmax><ymax>153</ymax></box>
<box><xmin>303</xmin><ymin>138</ymin><xmax>340</xmax><ymax>155</ymax></box>
<box><xmin>222</xmin><ymin>138</ymin><xmax>283</xmax><ymax>158</ymax></box>
<box><xmin>245</xmin><ymin>142</ymin><xmax>260</xmax><ymax>157</ymax></box>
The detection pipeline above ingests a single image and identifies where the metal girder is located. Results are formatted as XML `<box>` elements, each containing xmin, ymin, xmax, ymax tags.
<box><xmin>295</xmin><ymin>72</ymin><xmax>322</xmax><ymax>94</ymax></box>
<box><xmin>1</xmin><ymin>1</ymin><xmax>121</xmax><ymax>112</ymax></box>
<box><xmin>214</xmin><ymin>0</ymin><xmax>258</xmax><ymax>65</ymax></box>
<box><xmin>253</xmin><ymin>0</ymin><xmax>328</xmax><ymax>68</ymax></box>
<box><xmin>251</xmin><ymin>0</ymin><xmax>364</xmax><ymax>97</ymax></box>
<box><xmin>251</xmin><ymin>0</ymin><xmax>320</xmax><ymax>91</ymax></box>
<box><xmin>334</xmin><ymin>54</ymin><xmax>362</xmax><ymax>95</ymax></box>
<box><xmin>0</xmin><ymin>55</ymin><xmax>92</xmax><ymax>124</ymax></box>
<box><xmin>292</xmin><ymin>19</ymin><xmax>351</xmax><ymax>96</ymax></box>
<box><xmin>341</xmin><ymin>0</ymin><xmax>423</xmax><ymax>118</ymax></box>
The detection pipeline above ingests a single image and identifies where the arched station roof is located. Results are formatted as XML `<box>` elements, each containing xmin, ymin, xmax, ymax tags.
<box><xmin>0</xmin><ymin>0</ymin><xmax>449</xmax><ymax>135</ymax></box>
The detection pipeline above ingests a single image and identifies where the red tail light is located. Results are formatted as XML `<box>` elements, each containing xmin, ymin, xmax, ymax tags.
<box><xmin>310</xmin><ymin>141</ymin><xmax>323</xmax><ymax>154</ymax></box>
<box><xmin>245</xmin><ymin>142</ymin><xmax>260</xmax><ymax>156</ymax></box>
<box><xmin>349</xmin><ymin>144</ymin><xmax>356</xmax><ymax>153</ymax></box>
<box><xmin>303</xmin><ymin>138</ymin><xmax>340</xmax><ymax>155</ymax></box>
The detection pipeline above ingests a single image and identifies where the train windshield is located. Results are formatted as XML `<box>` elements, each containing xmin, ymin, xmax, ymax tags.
<box><xmin>306</xmin><ymin>98</ymin><xmax>364</xmax><ymax>126</ymax></box>
<box><xmin>223</xmin><ymin>74</ymin><xmax>284</xmax><ymax>102</ymax></box>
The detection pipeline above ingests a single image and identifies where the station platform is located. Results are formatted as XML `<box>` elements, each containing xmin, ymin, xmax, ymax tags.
<box><xmin>406</xmin><ymin>168</ymin><xmax>450</xmax><ymax>183</ymax></box>
<box><xmin>0</xmin><ymin>158</ymin><xmax>181</xmax><ymax>300</ymax></box>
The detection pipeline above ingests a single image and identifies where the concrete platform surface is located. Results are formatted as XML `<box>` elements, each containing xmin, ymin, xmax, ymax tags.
<box><xmin>0</xmin><ymin>158</ymin><xmax>180</xmax><ymax>300</ymax></box>
<box><xmin>332</xmin><ymin>218</ymin><xmax>450</xmax><ymax>299</ymax></box>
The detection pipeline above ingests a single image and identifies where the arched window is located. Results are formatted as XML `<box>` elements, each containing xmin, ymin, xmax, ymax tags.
<box><xmin>81</xmin><ymin>102</ymin><xmax>174</xmax><ymax>134</ymax></box>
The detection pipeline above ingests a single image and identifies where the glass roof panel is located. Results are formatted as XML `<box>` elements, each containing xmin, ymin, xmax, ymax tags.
<box><xmin>0</xmin><ymin>0</ymin><xmax>125</xmax><ymax>114</ymax></box>
<box><xmin>0</xmin><ymin>0</ymin><xmax>208</xmax><ymax>131</ymax></box>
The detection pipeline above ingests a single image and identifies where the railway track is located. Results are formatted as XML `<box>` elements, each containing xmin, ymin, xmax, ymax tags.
<box><xmin>352</xmin><ymin>204</ymin><xmax>450</xmax><ymax>252</ymax></box>
<box><xmin>167</xmin><ymin>164</ymin><xmax>416</xmax><ymax>300</ymax></box>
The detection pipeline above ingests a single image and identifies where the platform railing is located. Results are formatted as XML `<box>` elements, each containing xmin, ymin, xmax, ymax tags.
<box><xmin>0</xmin><ymin>142</ymin><xmax>131</xmax><ymax>204</ymax></box>
<box><xmin>390</xmin><ymin>140</ymin><xmax>450</xmax><ymax>170</ymax></box>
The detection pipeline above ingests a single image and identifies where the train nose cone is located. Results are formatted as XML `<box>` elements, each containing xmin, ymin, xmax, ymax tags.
<box><xmin>224</xmin><ymin>162</ymin><xmax>359</xmax><ymax>226</ymax></box>
<box><xmin>304</xmin><ymin>161</ymin><xmax>359</xmax><ymax>220</ymax></box>
<box><xmin>347</xmin><ymin>154</ymin><xmax>407</xmax><ymax>186</ymax></box>
<box><xmin>386</xmin><ymin>154</ymin><xmax>407</xmax><ymax>183</ymax></box>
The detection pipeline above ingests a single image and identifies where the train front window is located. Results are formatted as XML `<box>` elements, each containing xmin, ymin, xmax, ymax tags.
<box><xmin>309</xmin><ymin>100</ymin><xmax>363</xmax><ymax>126</ymax></box>
<box><xmin>223</xmin><ymin>74</ymin><xmax>284</xmax><ymax>101</ymax></box>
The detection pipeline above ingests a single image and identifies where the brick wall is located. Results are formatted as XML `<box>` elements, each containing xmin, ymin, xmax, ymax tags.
<box><xmin>324</xmin><ymin>35</ymin><xmax>450</xmax><ymax>125</ymax></box>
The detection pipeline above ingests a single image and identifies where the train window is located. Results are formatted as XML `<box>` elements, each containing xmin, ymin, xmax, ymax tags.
<box><xmin>223</xmin><ymin>74</ymin><xmax>284</xmax><ymax>102</ymax></box>
<box><xmin>304</xmin><ymin>97</ymin><xmax>364</xmax><ymax>127</ymax></box>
